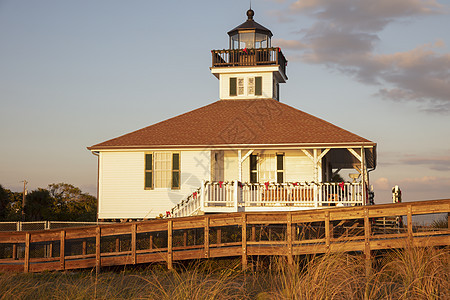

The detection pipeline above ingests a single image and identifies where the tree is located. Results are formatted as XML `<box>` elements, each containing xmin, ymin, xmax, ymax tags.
<box><xmin>47</xmin><ymin>183</ymin><xmax>97</xmax><ymax>221</ymax></box>
<box><xmin>0</xmin><ymin>185</ymin><xmax>9</xmax><ymax>220</ymax></box>
<box><xmin>24</xmin><ymin>188</ymin><xmax>53</xmax><ymax>221</ymax></box>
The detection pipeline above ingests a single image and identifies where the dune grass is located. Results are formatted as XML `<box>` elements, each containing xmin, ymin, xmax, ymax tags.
<box><xmin>0</xmin><ymin>246</ymin><xmax>448</xmax><ymax>300</ymax></box>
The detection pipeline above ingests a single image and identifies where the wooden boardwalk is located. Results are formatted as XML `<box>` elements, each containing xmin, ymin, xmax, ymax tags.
<box><xmin>0</xmin><ymin>199</ymin><xmax>448</xmax><ymax>273</ymax></box>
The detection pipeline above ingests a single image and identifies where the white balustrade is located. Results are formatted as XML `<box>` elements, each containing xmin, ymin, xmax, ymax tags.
<box><xmin>170</xmin><ymin>181</ymin><xmax>365</xmax><ymax>218</ymax></box>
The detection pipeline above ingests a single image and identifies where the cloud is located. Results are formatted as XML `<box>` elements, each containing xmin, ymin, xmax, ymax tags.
<box><xmin>400</xmin><ymin>155</ymin><xmax>450</xmax><ymax>171</ymax></box>
<box><xmin>372</xmin><ymin>175</ymin><xmax>450</xmax><ymax>202</ymax></box>
<box><xmin>373</xmin><ymin>177</ymin><xmax>390</xmax><ymax>190</ymax></box>
<box><xmin>275</xmin><ymin>0</ymin><xmax>450</xmax><ymax>113</ymax></box>
<box><xmin>289</xmin><ymin>0</ymin><xmax>444</xmax><ymax>31</ymax></box>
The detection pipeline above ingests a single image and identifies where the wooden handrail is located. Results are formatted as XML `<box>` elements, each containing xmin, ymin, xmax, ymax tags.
<box><xmin>0</xmin><ymin>199</ymin><xmax>448</xmax><ymax>273</ymax></box>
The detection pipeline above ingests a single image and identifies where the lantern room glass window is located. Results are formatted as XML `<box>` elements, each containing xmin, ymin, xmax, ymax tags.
<box><xmin>230</xmin><ymin>31</ymin><xmax>271</xmax><ymax>49</ymax></box>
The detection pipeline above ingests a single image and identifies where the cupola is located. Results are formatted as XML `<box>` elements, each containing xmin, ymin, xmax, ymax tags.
<box><xmin>228</xmin><ymin>9</ymin><xmax>272</xmax><ymax>49</ymax></box>
<box><xmin>211</xmin><ymin>9</ymin><xmax>288</xmax><ymax>101</ymax></box>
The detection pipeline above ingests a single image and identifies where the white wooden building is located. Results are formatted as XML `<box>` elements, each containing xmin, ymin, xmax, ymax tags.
<box><xmin>88</xmin><ymin>10</ymin><xmax>377</xmax><ymax>220</ymax></box>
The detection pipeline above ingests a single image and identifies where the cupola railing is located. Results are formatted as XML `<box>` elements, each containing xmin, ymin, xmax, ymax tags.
<box><xmin>211</xmin><ymin>47</ymin><xmax>287</xmax><ymax>77</ymax></box>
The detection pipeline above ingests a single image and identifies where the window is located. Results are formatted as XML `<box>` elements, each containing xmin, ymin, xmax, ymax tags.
<box><xmin>255</xmin><ymin>76</ymin><xmax>262</xmax><ymax>96</ymax></box>
<box><xmin>276</xmin><ymin>153</ymin><xmax>284</xmax><ymax>183</ymax></box>
<box><xmin>172</xmin><ymin>153</ymin><xmax>180</xmax><ymax>189</ymax></box>
<box><xmin>144</xmin><ymin>154</ymin><xmax>153</xmax><ymax>189</ymax></box>
<box><xmin>229</xmin><ymin>77</ymin><xmax>237</xmax><ymax>96</ymax></box>
<box><xmin>145</xmin><ymin>152</ymin><xmax>180</xmax><ymax>189</ymax></box>
<box><xmin>259</xmin><ymin>154</ymin><xmax>276</xmax><ymax>182</ymax></box>
<box><xmin>249</xmin><ymin>153</ymin><xmax>285</xmax><ymax>183</ymax></box>
<box><xmin>250</xmin><ymin>154</ymin><xmax>258</xmax><ymax>183</ymax></box>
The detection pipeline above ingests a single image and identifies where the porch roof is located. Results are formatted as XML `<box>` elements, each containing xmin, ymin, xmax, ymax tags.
<box><xmin>88</xmin><ymin>99</ymin><xmax>376</xmax><ymax>150</ymax></box>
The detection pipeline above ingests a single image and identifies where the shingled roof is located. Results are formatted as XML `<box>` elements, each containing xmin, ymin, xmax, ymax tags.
<box><xmin>88</xmin><ymin>99</ymin><xmax>375</xmax><ymax>150</ymax></box>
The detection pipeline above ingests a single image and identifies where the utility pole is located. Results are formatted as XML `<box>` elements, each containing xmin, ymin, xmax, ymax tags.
<box><xmin>22</xmin><ymin>180</ymin><xmax>27</xmax><ymax>222</ymax></box>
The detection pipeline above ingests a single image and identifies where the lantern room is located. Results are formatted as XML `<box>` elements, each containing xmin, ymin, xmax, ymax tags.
<box><xmin>228</xmin><ymin>9</ymin><xmax>273</xmax><ymax>50</ymax></box>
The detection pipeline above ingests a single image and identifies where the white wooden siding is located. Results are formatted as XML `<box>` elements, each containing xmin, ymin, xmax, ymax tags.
<box><xmin>98</xmin><ymin>150</ymin><xmax>210</xmax><ymax>219</ymax></box>
<box><xmin>219</xmin><ymin>72</ymin><xmax>273</xmax><ymax>100</ymax></box>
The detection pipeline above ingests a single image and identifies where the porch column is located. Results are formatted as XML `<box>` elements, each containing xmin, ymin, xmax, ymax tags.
<box><xmin>238</xmin><ymin>150</ymin><xmax>242</xmax><ymax>182</ymax></box>
<box><xmin>361</xmin><ymin>146</ymin><xmax>366</xmax><ymax>205</ymax></box>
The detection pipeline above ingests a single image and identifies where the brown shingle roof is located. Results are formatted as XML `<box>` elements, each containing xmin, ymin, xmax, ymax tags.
<box><xmin>88</xmin><ymin>99</ymin><xmax>375</xmax><ymax>150</ymax></box>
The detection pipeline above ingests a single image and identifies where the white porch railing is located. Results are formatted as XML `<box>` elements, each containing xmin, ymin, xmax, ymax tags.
<box><xmin>171</xmin><ymin>181</ymin><xmax>365</xmax><ymax>218</ymax></box>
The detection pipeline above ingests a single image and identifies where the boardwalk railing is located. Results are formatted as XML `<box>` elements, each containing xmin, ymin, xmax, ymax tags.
<box><xmin>172</xmin><ymin>181</ymin><xmax>365</xmax><ymax>218</ymax></box>
<box><xmin>0</xmin><ymin>199</ymin><xmax>448</xmax><ymax>273</ymax></box>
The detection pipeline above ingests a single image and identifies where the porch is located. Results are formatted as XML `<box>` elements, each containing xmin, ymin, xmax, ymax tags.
<box><xmin>171</xmin><ymin>181</ymin><xmax>365</xmax><ymax>218</ymax></box>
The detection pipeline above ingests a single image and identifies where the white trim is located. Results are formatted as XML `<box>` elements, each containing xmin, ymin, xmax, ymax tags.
<box><xmin>347</xmin><ymin>148</ymin><xmax>362</xmax><ymax>162</ymax></box>
<box><xmin>90</xmin><ymin>143</ymin><xmax>376</xmax><ymax>153</ymax></box>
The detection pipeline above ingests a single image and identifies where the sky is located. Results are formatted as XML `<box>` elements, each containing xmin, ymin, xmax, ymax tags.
<box><xmin>0</xmin><ymin>0</ymin><xmax>449</xmax><ymax>204</ymax></box>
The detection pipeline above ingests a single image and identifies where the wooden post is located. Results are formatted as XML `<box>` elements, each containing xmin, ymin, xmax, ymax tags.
<box><xmin>242</xmin><ymin>214</ymin><xmax>247</xmax><ymax>269</ymax></box>
<box><xmin>60</xmin><ymin>230</ymin><xmax>65</xmax><ymax>270</ymax></box>
<box><xmin>24</xmin><ymin>232</ymin><xmax>30</xmax><ymax>273</ymax></box>
<box><xmin>204</xmin><ymin>216</ymin><xmax>210</xmax><ymax>258</ymax></box>
<box><xmin>115</xmin><ymin>237</ymin><xmax>120</xmax><ymax>252</ymax></box>
<box><xmin>217</xmin><ymin>228</ymin><xmax>222</xmax><ymax>244</ymax></box>
<box><xmin>183</xmin><ymin>231</ymin><xmax>187</xmax><ymax>247</ymax></box>
<box><xmin>13</xmin><ymin>244</ymin><xmax>17</xmax><ymax>260</ymax></box>
<box><xmin>407</xmin><ymin>205</ymin><xmax>413</xmax><ymax>244</ymax></box>
<box><xmin>325</xmin><ymin>211</ymin><xmax>330</xmax><ymax>250</ymax></box>
<box><xmin>149</xmin><ymin>234</ymin><xmax>153</xmax><ymax>250</ymax></box>
<box><xmin>287</xmin><ymin>212</ymin><xmax>293</xmax><ymax>265</ymax></box>
<box><xmin>364</xmin><ymin>208</ymin><xmax>372</xmax><ymax>276</ymax></box>
<box><xmin>96</xmin><ymin>226</ymin><xmax>101</xmax><ymax>274</ymax></box>
<box><xmin>168</xmin><ymin>220</ymin><xmax>173</xmax><ymax>270</ymax></box>
<box><xmin>251</xmin><ymin>225</ymin><xmax>256</xmax><ymax>241</ymax></box>
<box><xmin>82</xmin><ymin>240</ymin><xmax>87</xmax><ymax>256</ymax></box>
<box><xmin>131</xmin><ymin>223</ymin><xmax>136</xmax><ymax>265</ymax></box>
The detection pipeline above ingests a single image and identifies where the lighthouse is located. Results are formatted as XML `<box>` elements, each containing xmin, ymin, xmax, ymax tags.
<box><xmin>211</xmin><ymin>9</ymin><xmax>287</xmax><ymax>101</ymax></box>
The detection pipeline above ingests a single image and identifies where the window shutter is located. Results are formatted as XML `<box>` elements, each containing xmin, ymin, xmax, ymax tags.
<box><xmin>255</xmin><ymin>76</ymin><xmax>262</xmax><ymax>96</ymax></box>
<box><xmin>230</xmin><ymin>77</ymin><xmax>237</xmax><ymax>96</ymax></box>
<box><xmin>145</xmin><ymin>154</ymin><xmax>153</xmax><ymax>189</ymax></box>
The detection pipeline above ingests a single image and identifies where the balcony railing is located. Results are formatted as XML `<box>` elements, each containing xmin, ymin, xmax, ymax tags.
<box><xmin>211</xmin><ymin>47</ymin><xmax>287</xmax><ymax>77</ymax></box>
<box><xmin>171</xmin><ymin>181</ymin><xmax>365</xmax><ymax>218</ymax></box>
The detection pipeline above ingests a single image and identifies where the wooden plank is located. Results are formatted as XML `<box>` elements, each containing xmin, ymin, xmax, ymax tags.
<box><xmin>0</xmin><ymin>264</ymin><xmax>24</xmax><ymax>272</ymax></box>
<box><xmin>247</xmin><ymin>213</ymin><xmax>290</xmax><ymax>224</ymax></box>
<box><xmin>30</xmin><ymin>261</ymin><xmax>60</xmax><ymax>273</ymax></box>
<box><xmin>0</xmin><ymin>232</ymin><xmax>26</xmax><ymax>243</ymax></box>
<box><xmin>173</xmin><ymin>249</ymin><xmax>204</xmax><ymax>261</ymax></box>
<box><xmin>407</xmin><ymin>205</ymin><xmax>413</xmax><ymax>244</ymax></box>
<box><xmin>12</xmin><ymin>244</ymin><xmax>17</xmax><ymax>260</ymax></box>
<box><xmin>167</xmin><ymin>220</ymin><xmax>173</xmax><ymax>270</ymax></box>
<box><xmin>173</xmin><ymin>217</ymin><xmax>206</xmax><ymax>230</ymax></box>
<box><xmin>95</xmin><ymin>226</ymin><xmax>101</xmax><ymax>274</ymax></box>
<box><xmin>364</xmin><ymin>207</ymin><xmax>372</xmax><ymax>276</ymax></box>
<box><xmin>65</xmin><ymin>258</ymin><xmax>96</xmax><ymax>270</ymax></box>
<box><xmin>209</xmin><ymin>247</ymin><xmax>241</xmax><ymax>258</ymax></box>
<box><xmin>248</xmin><ymin>245</ymin><xmax>287</xmax><ymax>256</ymax></box>
<box><xmin>65</xmin><ymin>227</ymin><xmax>97</xmax><ymax>240</ymax></box>
<box><xmin>292</xmin><ymin>211</ymin><xmax>325</xmax><ymax>223</ymax></box>
<box><xmin>100</xmin><ymin>224</ymin><xmax>131</xmax><ymax>237</ymax></box>
<box><xmin>101</xmin><ymin>256</ymin><xmax>133</xmax><ymax>267</ymax></box>
<box><xmin>60</xmin><ymin>230</ymin><xmax>65</xmax><ymax>270</ymax></box>
<box><xmin>24</xmin><ymin>232</ymin><xmax>30</xmax><ymax>273</ymax></box>
<box><xmin>287</xmin><ymin>212</ymin><xmax>293</xmax><ymax>265</ymax></box>
<box><xmin>204</xmin><ymin>216</ymin><xmax>210</xmax><ymax>258</ymax></box>
<box><xmin>242</xmin><ymin>213</ymin><xmax>247</xmax><ymax>269</ymax></box>
<box><xmin>209</xmin><ymin>215</ymin><xmax>242</xmax><ymax>227</ymax></box>
<box><xmin>137</xmin><ymin>252</ymin><xmax>168</xmax><ymax>264</ymax></box>
<box><xmin>137</xmin><ymin>220</ymin><xmax>169</xmax><ymax>233</ymax></box>
<box><xmin>325</xmin><ymin>211</ymin><xmax>330</xmax><ymax>250</ymax></box>
<box><xmin>131</xmin><ymin>223</ymin><xmax>136</xmax><ymax>265</ymax></box>
<box><xmin>30</xmin><ymin>231</ymin><xmax>61</xmax><ymax>243</ymax></box>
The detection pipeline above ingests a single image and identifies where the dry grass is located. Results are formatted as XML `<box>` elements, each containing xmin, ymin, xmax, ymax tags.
<box><xmin>0</xmin><ymin>246</ymin><xmax>448</xmax><ymax>300</ymax></box>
